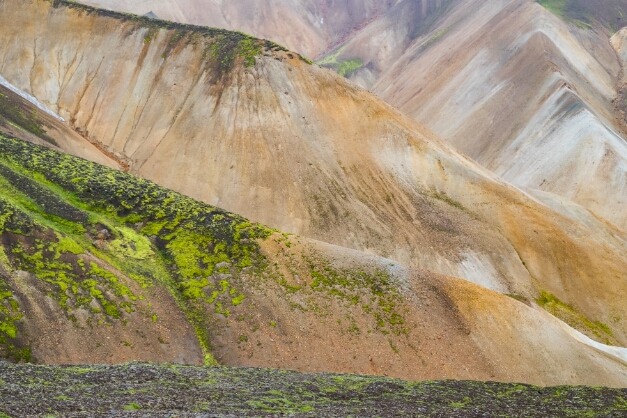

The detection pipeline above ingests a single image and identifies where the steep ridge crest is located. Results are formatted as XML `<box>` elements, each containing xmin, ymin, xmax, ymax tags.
<box><xmin>78</xmin><ymin>0</ymin><xmax>400</xmax><ymax>59</ymax></box>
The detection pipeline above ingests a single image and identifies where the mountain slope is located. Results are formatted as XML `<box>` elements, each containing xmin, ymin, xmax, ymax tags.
<box><xmin>320</xmin><ymin>0</ymin><xmax>627</xmax><ymax>85</ymax></box>
<box><xmin>78</xmin><ymin>0</ymin><xmax>399</xmax><ymax>59</ymax></box>
<box><xmin>325</xmin><ymin>0</ymin><xmax>627</xmax><ymax>232</ymax></box>
<box><xmin>3</xmin><ymin>0</ymin><xmax>627</xmax><ymax>353</ymax></box>
<box><xmin>72</xmin><ymin>0</ymin><xmax>627</xmax><ymax>233</ymax></box>
<box><xmin>0</xmin><ymin>82</ymin><xmax>120</xmax><ymax>169</ymax></box>
<box><xmin>0</xmin><ymin>137</ymin><xmax>627</xmax><ymax>386</ymax></box>
<box><xmin>317</xmin><ymin>0</ymin><xmax>464</xmax><ymax>88</ymax></box>
<box><xmin>537</xmin><ymin>0</ymin><xmax>627</xmax><ymax>31</ymax></box>
<box><xmin>3</xmin><ymin>134</ymin><xmax>627</xmax><ymax>386</ymax></box>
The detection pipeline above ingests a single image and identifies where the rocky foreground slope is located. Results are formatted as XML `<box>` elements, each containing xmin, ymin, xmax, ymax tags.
<box><xmin>4</xmin><ymin>0</ymin><xmax>627</xmax><ymax>356</ymax></box>
<box><xmin>2</xmin><ymin>363</ymin><xmax>627</xmax><ymax>417</ymax></box>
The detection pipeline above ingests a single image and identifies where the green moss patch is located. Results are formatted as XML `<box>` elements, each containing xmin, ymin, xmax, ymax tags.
<box><xmin>537</xmin><ymin>0</ymin><xmax>627</xmax><ymax>31</ymax></box>
<box><xmin>337</xmin><ymin>58</ymin><xmax>363</xmax><ymax>78</ymax></box>
<box><xmin>317</xmin><ymin>47</ymin><xmax>365</xmax><ymax>79</ymax></box>
<box><xmin>0</xmin><ymin>134</ymin><xmax>274</xmax><ymax>363</ymax></box>
<box><xmin>537</xmin><ymin>290</ymin><xmax>615</xmax><ymax>344</ymax></box>
<box><xmin>0</xmin><ymin>279</ymin><xmax>22</xmax><ymax>352</ymax></box>
<box><xmin>1</xmin><ymin>362</ymin><xmax>627</xmax><ymax>415</ymax></box>
<box><xmin>254</xmin><ymin>239</ymin><xmax>409</xmax><ymax>341</ymax></box>
<box><xmin>306</xmin><ymin>257</ymin><xmax>407</xmax><ymax>336</ymax></box>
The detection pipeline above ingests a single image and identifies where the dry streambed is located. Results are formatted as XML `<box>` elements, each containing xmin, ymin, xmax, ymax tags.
<box><xmin>0</xmin><ymin>362</ymin><xmax>626</xmax><ymax>417</ymax></box>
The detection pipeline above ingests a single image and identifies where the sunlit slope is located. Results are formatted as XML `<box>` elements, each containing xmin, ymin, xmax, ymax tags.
<box><xmin>3</xmin><ymin>0</ymin><xmax>627</xmax><ymax>353</ymax></box>
<box><xmin>75</xmin><ymin>0</ymin><xmax>627</xmax><ymax>233</ymax></box>
<box><xmin>0</xmin><ymin>2</ymin><xmax>627</xmax><ymax>342</ymax></box>
<box><xmin>1</xmin><ymin>135</ymin><xmax>627</xmax><ymax>385</ymax></box>
<box><xmin>368</xmin><ymin>0</ymin><xmax>627</xmax><ymax>230</ymax></box>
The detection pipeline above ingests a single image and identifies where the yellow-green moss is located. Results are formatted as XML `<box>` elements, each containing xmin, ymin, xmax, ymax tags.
<box><xmin>537</xmin><ymin>290</ymin><xmax>614</xmax><ymax>343</ymax></box>
<box><xmin>0</xmin><ymin>134</ymin><xmax>274</xmax><ymax>363</ymax></box>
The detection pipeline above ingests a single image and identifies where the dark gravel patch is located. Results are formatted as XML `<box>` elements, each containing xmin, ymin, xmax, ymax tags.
<box><xmin>0</xmin><ymin>162</ymin><xmax>88</xmax><ymax>223</ymax></box>
<box><xmin>1</xmin><ymin>363</ymin><xmax>627</xmax><ymax>417</ymax></box>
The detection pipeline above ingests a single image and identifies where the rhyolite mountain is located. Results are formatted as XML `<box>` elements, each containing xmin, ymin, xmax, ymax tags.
<box><xmin>83</xmin><ymin>0</ymin><xmax>627</xmax><ymax>236</ymax></box>
<box><xmin>2</xmin><ymin>0</ymin><xmax>627</xmax><ymax>387</ymax></box>
<box><xmin>77</xmin><ymin>0</ymin><xmax>627</xmax><ymax>234</ymax></box>
<box><xmin>314</xmin><ymin>0</ymin><xmax>627</xmax><ymax>235</ymax></box>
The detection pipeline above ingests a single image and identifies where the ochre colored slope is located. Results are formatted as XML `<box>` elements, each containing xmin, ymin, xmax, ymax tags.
<box><xmin>2</xmin><ymin>135</ymin><xmax>627</xmax><ymax>386</ymax></box>
<box><xmin>76</xmin><ymin>0</ymin><xmax>627</xmax><ymax>236</ymax></box>
<box><xmin>2</xmin><ymin>0</ymin><xmax>627</xmax><ymax>352</ymax></box>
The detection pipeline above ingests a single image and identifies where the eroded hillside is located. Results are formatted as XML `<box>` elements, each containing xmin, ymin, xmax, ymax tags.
<box><xmin>72</xmin><ymin>0</ymin><xmax>627</xmax><ymax>236</ymax></box>
<box><xmin>3</xmin><ymin>0</ymin><xmax>627</xmax><ymax>356</ymax></box>
<box><xmin>3</xmin><ymin>135</ymin><xmax>627</xmax><ymax>386</ymax></box>
<box><xmin>320</xmin><ymin>0</ymin><xmax>627</xmax><ymax>233</ymax></box>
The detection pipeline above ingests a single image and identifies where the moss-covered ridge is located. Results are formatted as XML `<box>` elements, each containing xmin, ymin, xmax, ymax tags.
<box><xmin>0</xmin><ymin>134</ymin><xmax>415</xmax><ymax>366</ymax></box>
<box><xmin>46</xmin><ymin>0</ymin><xmax>315</xmax><ymax>68</ymax></box>
<box><xmin>537</xmin><ymin>0</ymin><xmax>627</xmax><ymax>32</ymax></box>
<box><xmin>1</xmin><ymin>362</ymin><xmax>627</xmax><ymax>416</ymax></box>
<box><xmin>0</xmin><ymin>134</ymin><xmax>276</xmax><ymax>363</ymax></box>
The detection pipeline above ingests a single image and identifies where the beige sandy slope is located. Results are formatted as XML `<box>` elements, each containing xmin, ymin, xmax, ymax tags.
<box><xmin>78</xmin><ymin>0</ymin><xmax>399</xmax><ymax>59</ymax></box>
<box><xmin>81</xmin><ymin>0</ymin><xmax>627</xmax><ymax>235</ymax></box>
<box><xmin>4</xmin><ymin>0</ymin><xmax>627</xmax><ymax>351</ymax></box>
<box><xmin>352</xmin><ymin>0</ymin><xmax>627</xmax><ymax>232</ymax></box>
<box><xmin>0</xmin><ymin>84</ymin><xmax>120</xmax><ymax>170</ymax></box>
